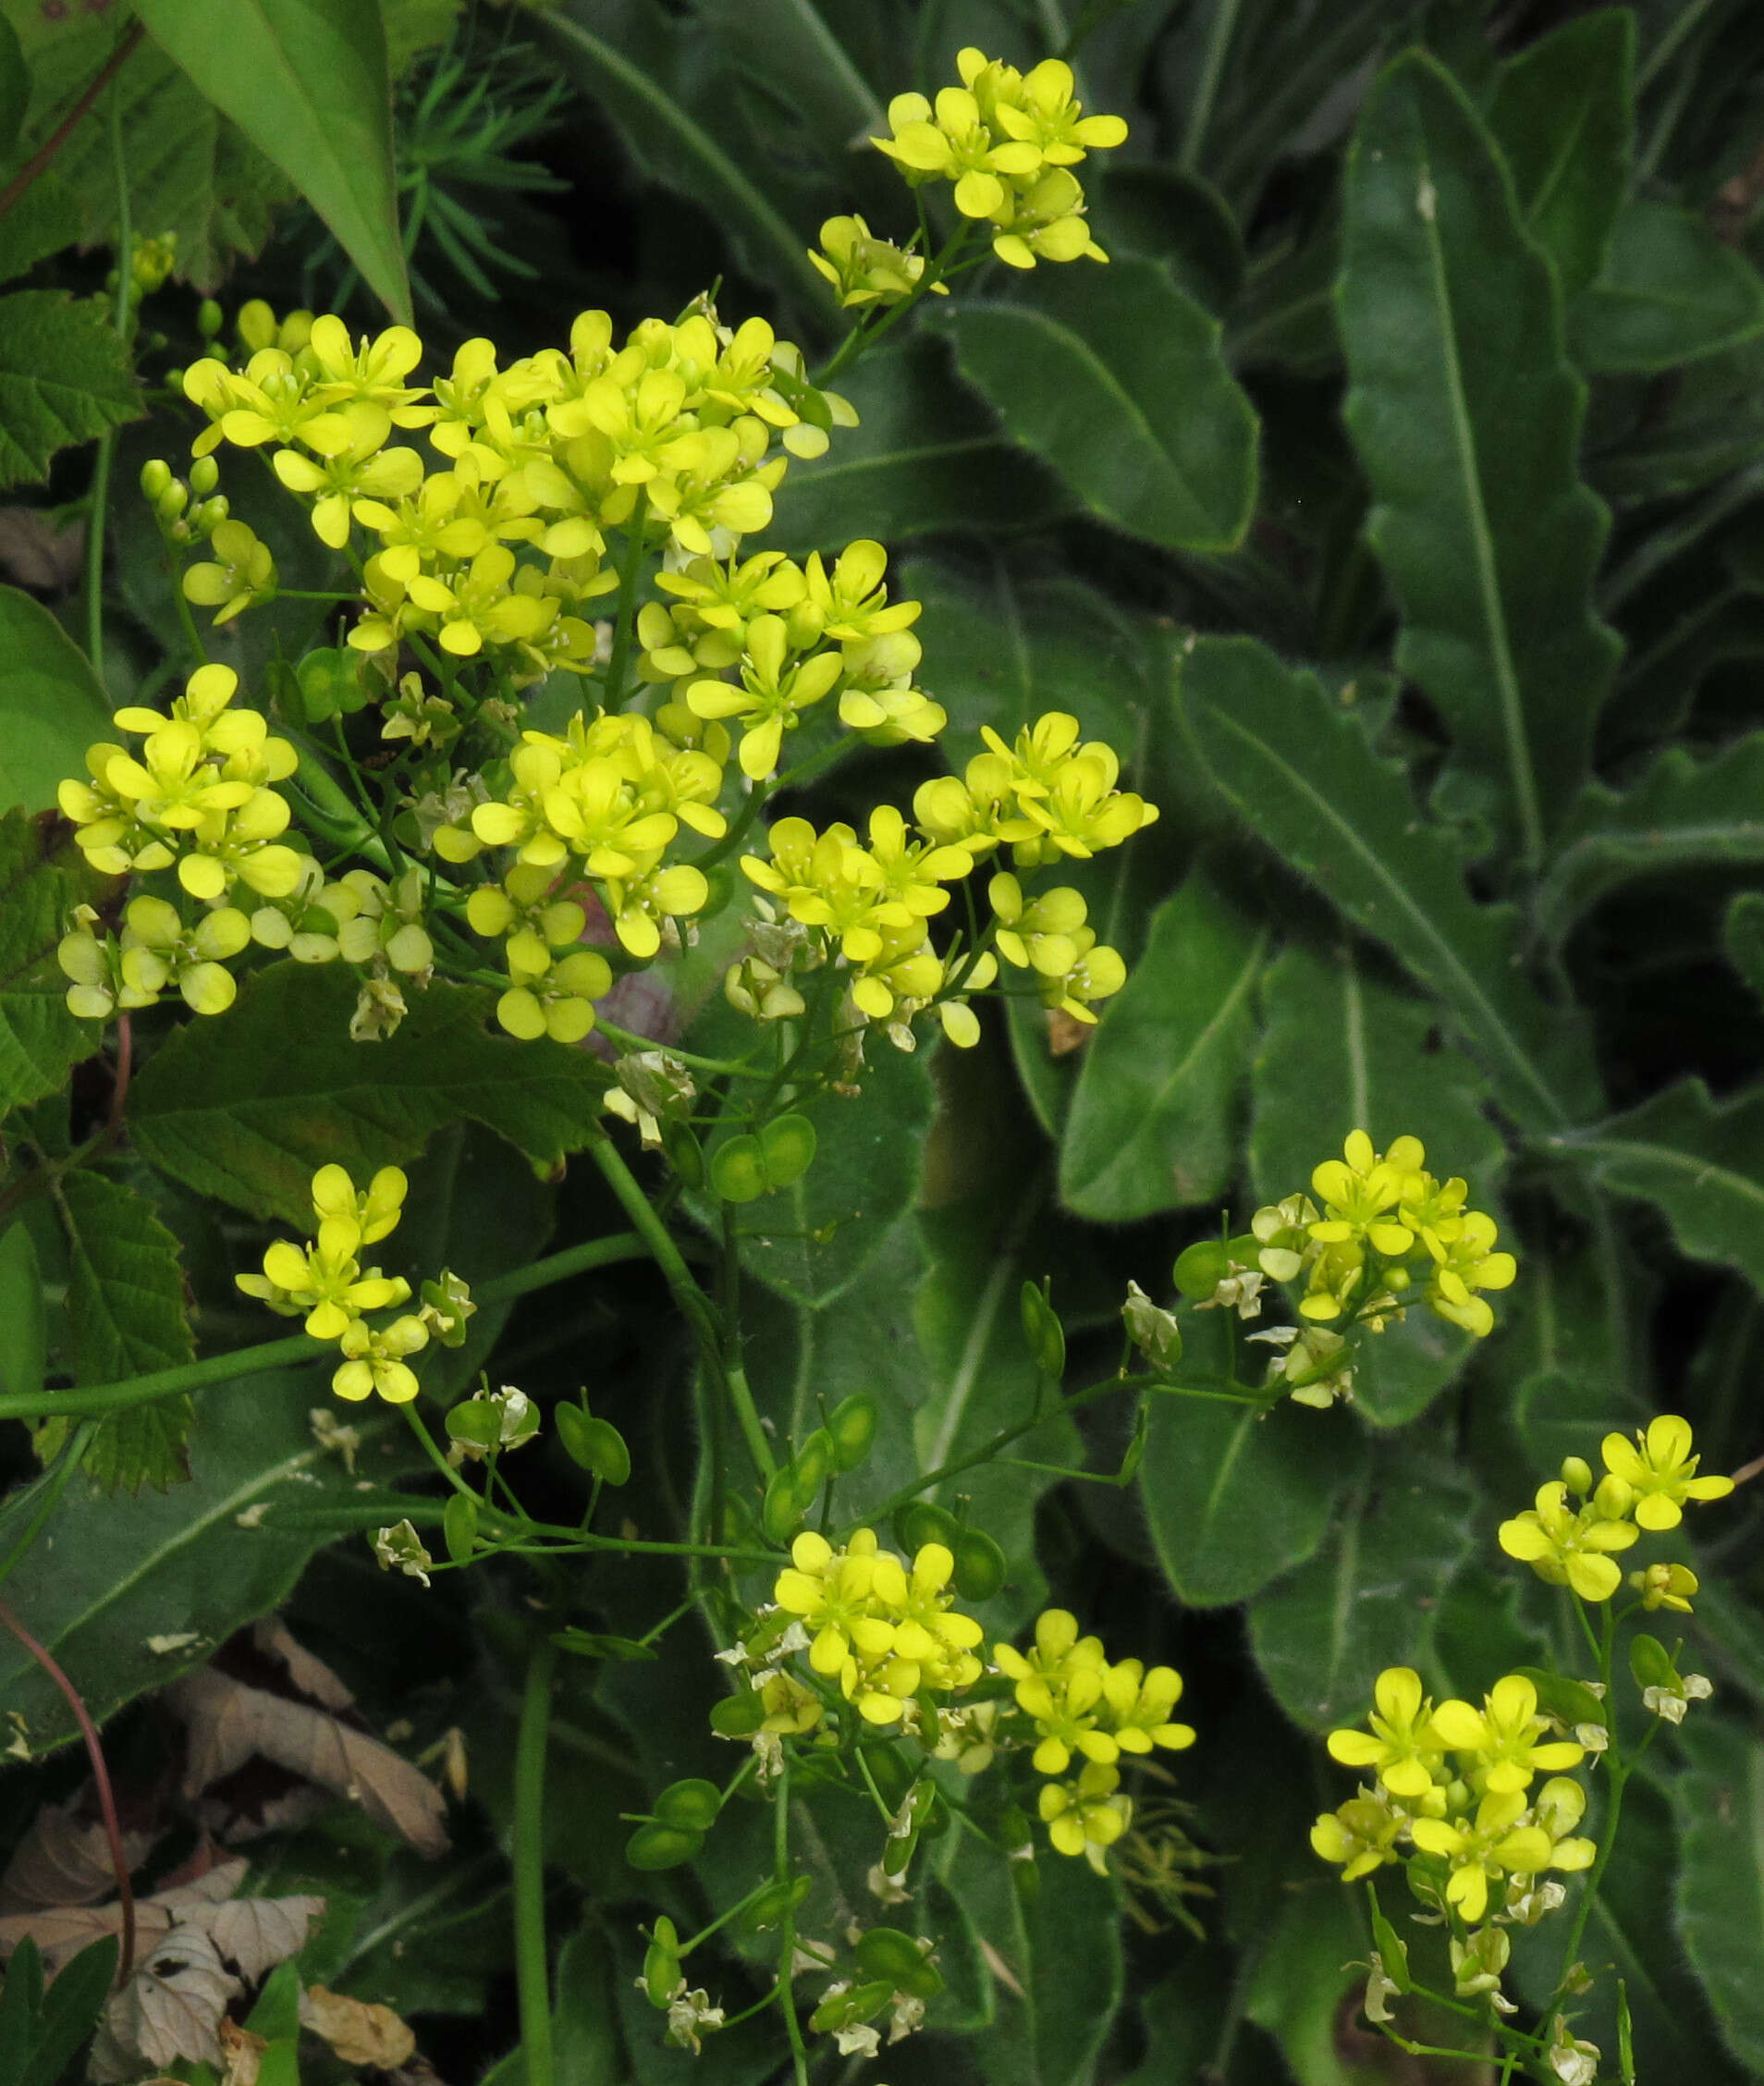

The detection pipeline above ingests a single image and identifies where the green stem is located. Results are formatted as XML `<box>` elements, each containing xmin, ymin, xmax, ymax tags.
<box><xmin>775</xmin><ymin>1765</ymin><xmax>811</xmax><ymax>2086</ymax></box>
<box><xmin>0</xmin><ymin>1230</ymin><xmax>648</xmax><ymax>1423</ymax></box>
<box><xmin>812</xmin><ymin>222</ymin><xmax>974</xmax><ymax>387</ymax></box>
<box><xmin>82</xmin><ymin>66</ymin><xmax>134</xmax><ymax>681</ymax></box>
<box><xmin>513</xmin><ymin>1634</ymin><xmax>558</xmax><ymax>2086</ymax></box>
<box><xmin>600</xmin><ymin>492</ymin><xmax>650</xmax><ymax>712</ymax></box>
<box><xmin>593</xmin><ymin>1020</ymin><xmax>765</xmax><ymax>1079</ymax></box>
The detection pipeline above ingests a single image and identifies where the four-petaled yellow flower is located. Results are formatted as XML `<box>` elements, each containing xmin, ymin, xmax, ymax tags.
<box><xmin>1325</xmin><ymin>1666</ymin><xmax>1441</xmax><ymax>1798</ymax></box>
<box><xmin>1600</xmin><ymin>1414</ymin><xmax>1733</xmax><ymax>1530</ymax></box>
<box><xmin>1428</xmin><ymin>1675</ymin><xmax>1584</xmax><ymax>1796</ymax></box>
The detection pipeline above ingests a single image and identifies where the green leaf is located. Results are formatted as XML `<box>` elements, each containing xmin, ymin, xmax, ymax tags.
<box><xmin>1142</xmin><ymin>1389</ymin><xmax>1369</xmax><ymax>1609</ymax></box>
<box><xmin>1673</xmin><ymin>1719</ymin><xmax>1764</xmax><ymax>2074</ymax></box>
<box><xmin>20</xmin><ymin>1934</ymin><xmax>117</xmax><ymax>2086</ymax></box>
<box><xmin>1486</xmin><ymin>8</ymin><xmax>1633</xmax><ymax>298</ymax></box>
<box><xmin>0</xmin><ymin>13</ymin><xmax>26</xmax><ymax>161</ymax></box>
<box><xmin>0</xmin><ymin>171</ymin><xmax>83</xmax><ymax>288</ymax></box>
<box><xmin>0</xmin><ymin>808</ymin><xmax>96</xmax><ymax>1123</ymax></box>
<box><xmin>0</xmin><ymin>1221</ymin><xmax>44</xmax><ymax>1405</ymax></box>
<box><xmin>0</xmin><ymin>289</ymin><xmax>141</xmax><ymax>490</ymax></box>
<box><xmin>1553</xmin><ymin>1078</ymin><xmax>1764</xmax><ymax>1295</ymax></box>
<box><xmin>0</xmin><ymin>1372</ymin><xmax>400</xmax><ymax>1750</ymax></box>
<box><xmin>132</xmin><ymin>0</ymin><xmax>410</xmax><ymax>324</ymax></box>
<box><xmin>0</xmin><ymin>583</ymin><xmax>113</xmax><ymax>815</ymax></box>
<box><xmin>1248</xmin><ymin>940</ymin><xmax>1505</xmax><ymax>1424</ymax></box>
<box><xmin>1059</xmin><ymin>870</ymin><xmax>1268</xmax><ymax>1220</ymax></box>
<box><xmin>1246</xmin><ymin>1443</ymin><xmax>1477</xmax><ymax>1731</ymax></box>
<box><xmin>127</xmin><ymin>964</ymin><xmax>607</xmax><ymax>1226</ymax></box>
<box><xmin>551</xmin><ymin>1920</ymin><xmax>622</xmax><ymax>2086</ymax></box>
<box><xmin>1573</xmin><ymin>201</ymin><xmax>1764</xmax><ymax>375</ymax></box>
<box><xmin>692</xmin><ymin>0</ymin><xmax>883</xmax><ymax>168</ymax></box>
<box><xmin>544</xmin><ymin>0</ymin><xmax>830</xmax><ymax>313</ymax></box>
<box><xmin>1725</xmin><ymin>890</ymin><xmax>1764</xmax><ymax>1008</ymax></box>
<box><xmin>16</xmin><ymin>31</ymin><xmax>293</xmax><ymax>290</ymax></box>
<box><xmin>1179</xmin><ymin>635</ymin><xmax>1595</xmax><ymax>1131</ymax></box>
<box><xmin>766</xmin><ymin>338</ymin><xmax>1070</xmax><ymax>553</ymax></box>
<box><xmin>1533</xmin><ymin>735</ymin><xmax>1764</xmax><ymax>954</ymax></box>
<box><xmin>928</xmin><ymin>257</ymin><xmax>1259</xmax><ymax>554</ymax></box>
<box><xmin>55</xmin><ymin>1170</ymin><xmax>195</xmax><ymax>1493</ymax></box>
<box><xmin>1339</xmin><ymin>48</ymin><xmax>1620</xmax><ymax>865</ymax></box>
<box><xmin>1241</xmin><ymin>1885</ymin><xmax>1370</xmax><ymax>2086</ymax></box>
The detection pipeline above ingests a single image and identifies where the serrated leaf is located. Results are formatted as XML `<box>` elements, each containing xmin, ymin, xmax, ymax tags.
<box><xmin>0</xmin><ymin>808</ymin><xmax>97</xmax><ymax>1122</ymax></box>
<box><xmin>1533</xmin><ymin>735</ymin><xmax>1764</xmax><ymax>954</ymax></box>
<box><xmin>0</xmin><ymin>1220</ymin><xmax>43</xmax><ymax>1405</ymax></box>
<box><xmin>55</xmin><ymin>1170</ymin><xmax>194</xmax><ymax>1493</ymax></box>
<box><xmin>1553</xmin><ymin>1078</ymin><xmax>1764</xmax><ymax>1294</ymax></box>
<box><xmin>766</xmin><ymin>337</ymin><xmax>1070</xmax><ymax>553</ymax></box>
<box><xmin>1059</xmin><ymin>871</ymin><xmax>1268</xmax><ymax>1221</ymax></box>
<box><xmin>0</xmin><ymin>171</ymin><xmax>81</xmax><ymax>288</ymax></box>
<box><xmin>126</xmin><ymin>964</ymin><xmax>606</xmax><ymax>1226</ymax></box>
<box><xmin>0</xmin><ymin>1374</ymin><xmax>400</xmax><ymax>1751</ymax></box>
<box><xmin>544</xmin><ymin>0</ymin><xmax>830</xmax><ymax>312</ymax></box>
<box><xmin>1248</xmin><ymin>941</ymin><xmax>1504</xmax><ymax>1424</ymax></box>
<box><xmin>928</xmin><ymin>258</ymin><xmax>1259</xmax><ymax>554</ymax></box>
<box><xmin>1573</xmin><ymin>200</ymin><xmax>1764</xmax><ymax>375</ymax></box>
<box><xmin>1142</xmin><ymin>1385</ymin><xmax>1368</xmax><ymax>1609</ymax></box>
<box><xmin>0</xmin><ymin>582</ymin><xmax>114</xmax><ymax>816</ymax></box>
<box><xmin>1179</xmin><ymin>635</ymin><xmax>1595</xmax><ymax>1131</ymax></box>
<box><xmin>1246</xmin><ymin>1444</ymin><xmax>1476</xmax><ymax>1731</ymax></box>
<box><xmin>1486</xmin><ymin>9</ymin><xmax>1633</xmax><ymax>298</ymax></box>
<box><xmin>0</xmin><ymin>289</ymin><xmax>140</xmax><ymax>490</ymax></box>
<box><xmin>0</xmin><ymin>12</ymin><xmax>25</xmax><ymax>160</ymax></box>
<box><xmin>132</xmin><ymin>0</ymin><xmax>409</xmax><ymax>325</ymax></box>
<box><xmin>1673</xmin><ymin>1720</ymin><xmax>1764</xmax><ymax>2074</ymax></box>
<box><xmin>1340</xmin><ymin>48</ymin><xmax>1620</xmax><ymax>865</ymax></box>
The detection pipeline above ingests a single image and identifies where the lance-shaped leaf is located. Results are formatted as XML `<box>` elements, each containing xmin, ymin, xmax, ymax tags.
<box><xmin>127</xmin><ymin>965</ymin><xmax>606</xmax><ymax>1226</ymax></box>
<box><xmin>1339</xmin><ymin>48</ymin><xmax>1620</xmax><ymax>865</ymax></box>
<box><xmin>131</xmin><ymin>0</ymin><xmax>409</xmax><ymax>324</ymax></box>
<box><xmin>1180</xmin><ymin>635</ymin><xmax>1597</xmax><ymax>1130</ymax></box>
<box><xmin>1246</xmin><ymin>1444</ymin><xmax>1477</xmax><ymax>1731</ymax></box>
<box><xmin>1551</xmin><ymin>1079</ymin><xmax>1764</xmax><ymax>1295</ymax></box>
<box><xmin>1486</xmin><ymin>9</ymin><xmax>1633</xmax><ymax>298</ymax></box>
<box><xmin>928</xmin><ymin>258</ymin><xmax>1258</xmax><ymax>555</ymax></box>
<box><xmin>1573</xmin><ymin>201</ymin><xmax>1764</xmax><ymax>375</ymax></box>
<box><xmin>1060</xmin><ymin>871</ymin><xmax>1268</xmax><ymax>1221</ymax></box>
<box><xmin>1673</xmin><ymin>1720</ymin><xmax>1764</xmax><ymax>2074</ymax></box>
<box><xmin>1249</xmin><ymin>941</ymin><xmax>1505</xmax><ymax>1424</ymax></box>
<box><xmin>766</xmin><ymin>338</ymin><xmax>1070</xmax><ymax>554</ymax></box>
<box><xmin>54</xmin><ymin>1171</ymin><xmax>195</xmax><ymax>1495</ymax></box>
<box><xmin>1534</xmin><ymin>734</ymin><xmax>1764</xmax><ymax>953</ymax></box>
<box><xmin>0</xmin><ymin>809</ymin><xmax>96</xmax><ymax>1123</ymax></box>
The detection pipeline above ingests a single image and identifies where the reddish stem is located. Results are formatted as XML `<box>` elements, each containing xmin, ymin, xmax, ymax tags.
<box><xmin>0</xmin><ymin>22</ymin><xmax>145</xmax><ymax>221</ymax></box>
<box><xmin>0</xmin><ymin>1595</ymin><xmax>135</xmax><ymax>1984</ymax></box>
<box><xmin>106</xmin><ymin>1015</ymin><xmax>132</xmax><ymax>1139</ymax></box>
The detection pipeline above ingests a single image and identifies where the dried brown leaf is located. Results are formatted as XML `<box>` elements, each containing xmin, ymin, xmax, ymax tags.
<box><xmin>205</xmin><ymin>1890</ymin><xmax>325</xmax><ymax>1982</ymax></box>
<box><xmin>167</xmin><ymin>1668</ymin><xmax>448</xmax><ymax>1857</ymax></box>
<box><xmin>300</xmin><ymin>1984</ymin><xmax>417</xmax><ymax>2068</ymax></box>
<box><xmin>89</xmin><ymin>1924</ymin><xmax>240</xmax><ymax>2081</ymax></box>
<box><xmin>0</xmin><ymin>1800</ymin><xmax>154</xmax><ymax>1915</ymax></box>
<box><xmin>251</xmin><ymin>1617</ymin><xmax>355</xmax><ymax>1712</ymax></box>
<box><xmin>219</xmin><ymin>2019</ymin><xmax>268</xmax><ymax>2086</ymax></box>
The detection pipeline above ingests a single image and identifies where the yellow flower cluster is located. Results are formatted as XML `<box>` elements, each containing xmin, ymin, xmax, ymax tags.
<box><xmin>1498</xmin><ymin>1421</ymin><xmax>1732</xmax><ymax>1604</ymax></box>
<box><xmin>235</xmin><ymin>1164</ymin><xmax>468</xmax><ymax>1403</ymax></box>
<box><xmin>1315</xmin><ymin>1667</ymin><xmax>1595</xmax><ymax>1928</ymax></box>
<box><xmin>636</xmin><ymin>539</ymin><xmax>943</xmax><ymax>779</ymax></box>
<box><xmin>1252</xmin><ymin>1130</ymin><xmax>1517</xmax><ymax>1339</ymax></box>
<box><xmin>995</xmin><ymin>1608</ymin><xmax>1194</xmax><ymax>1873</ymax></box>
<box><xmin>179</xmin><ymin>305</ymin><xmax>855</xmax><ymax>681</ymax></box>
<box><xmin>744</xmin><ymin>1538</ymin><xmax>1194</xmax><ymax>1874</ymax></box>
<box><xmin>873</xmin><ymin>49</ymin><xmax>1126</xmax><ymax>269</ymax></box>
<box><xmin>809</xmin><ymin>215</ymin><xmax>948</xmax><ymax>309</ymax></box>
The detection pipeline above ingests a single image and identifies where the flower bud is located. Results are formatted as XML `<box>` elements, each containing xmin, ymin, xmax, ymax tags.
<box><xmin>190</xmin><ymin>454</ymin><xmax>220</xmax><ymax>497</ymax></box>
<box><xmin>140</xmin><ymin>458</ymin><xmax>173</xmax><ymax>502</ymax></box>
<box><xmin>197</xmin><ymin>298</ymin><xmax>224</xmax><ymax>338</ymax></box>
<box><xmin>1560</xmin><ymin>1455</ymin><xmax>1592</xmax><ymax>1494</ymax></box>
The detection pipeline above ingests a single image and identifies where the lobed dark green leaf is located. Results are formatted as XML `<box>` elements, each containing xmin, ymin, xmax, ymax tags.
<box><xmin>1339</xmin><ymin>48</ymin><xmax>1621</xmax><ymax>864</ymax></box>
<box><xmin>0</xmin><ymin>583</ymin><xmax>114</xmax><ymax>816</ymax></box>
<box><xmin>0</xmin><ymin>808</ymin><xmax>97</xmax><ymax>1123</ymax></box>
<box><xmin>0</xmin><ymin>291</ymin><xmax>141</xmax><ymax>491</ymax></box>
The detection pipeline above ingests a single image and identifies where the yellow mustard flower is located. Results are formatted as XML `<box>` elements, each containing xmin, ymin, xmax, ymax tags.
<box><xmin>1427</xmin><ymin>1675</ymin><xmax>1584</xmax><ymax>1796</ymax></box>
<box><xmin>333</xmin><ymin>1313</ymin><xmax>430</xmax><ymax>1404</ymax></box>
<box><xmin>1038</xmin><ymin>1760</ymin><xmax>1131</xmax><ymax>1872</ymax></box>
<box><xmin>1498</xmin><ymin>1479</ymin><xmax>1638</xmax><ymax>1601</ymax></box>
<box><xmin>1325</xmin><ymin>1666</ymin><xmax>1443</xmax><ymax>1799</ymax></box>
<box><xmin>1599</xmin><ymin>1414</ymin><xmax>1733</xmax><ymax>1530</ymax></box>
<box><xmin>1408</xmin><ymin>1791</ymin><xmax>1553</xmax><ymax>1925</ymax></box>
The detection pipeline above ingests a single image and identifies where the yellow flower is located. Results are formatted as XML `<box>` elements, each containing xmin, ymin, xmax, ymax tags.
<box><xmin>1311</xmin><ymin>1793</ymin><xmax>1405</xmax><ymax>1882</ymax></box>
<box><xmin>271</xmin><ymin>404</ymin><xmax>423</xmax><ymax>548</ymax></box>
<box><xmin>1424</xmin><ymin>1209</ymin><xmax>1516</xmax><ymax>1338</ymax></box>
<box><xmin>311</xmin><ymin>1163</ymin><xmax>408</xmax><ymax>1245</ymax></box>
<box><xmin>496</xmin><ymin>947</ymin><xmax>612</xmax><ymax>1044</ymax></box>
<box><xmin>1038</xmin><ymin>1760</ymin><xmax>1131</xmax><ymax>1872</ymax></box>
<box><xmin>182</xmin><ymin>518</ymin><xmax>277</xmax><ymax>622</ymax></box>
<box><xmin>1427</xmin><ymin>1675</ymin><xmax>1584</xmax><ymax>1796</ymax></box>
<box><xmin>1408</xmin><ymin>1790</ymin><xmax>1553</xmax><ymax>1924</ymax></box>
<box><xmin>1630</xmin><ymin>1561</ymin><xmax>1699</xmax><ymax>1614</ymax></box>
<box><xmin>773</xmin><ymin>1528</ymin><xmax>895</xmax><ymax>1679</ymax></box>
<box><xmin>114</xmin><ymin>894</ymin><xmax>251</xmax><ymax>1015</ymax></box>
<box><xmin>809</xmin><ymin>215</ymin><xmax>945</xmax><ymax>309</ymax></box>
<box><xmin>333</xmin><ymin>1313</ymin><xmax>430</xmax><ymax>1404</ymax></box>
<box><xmin>1097</xmin><ymin>1660</ymin><xmax>1196</xmax><ymax>1755</ymax></box>
<box><xmin>872</xmin><ymin>85</ymin><xmax>1042</xmax><ymax>221</ymax></box>
<box><xmin>1325</xmin><ymin>1666</ymin><xmax>1442</xmax><ymax>1799</ymax></box>
<box><xmin>1310</xmin><ymin>1130</ymin><xmax>1425</xmax><ymax>1257</ymax></box>
<box><xmin>1498</xmin><ymin>1479</ymin><xmax>1638</xmax><ymax>1601</ymax></box>
<box><xmin>236</xmin><ymin>1215</ymin><xmax>410</xmax><ymax>1340</ymax></box>
<box><xmin>686</xmin><ymin>614</ymin><xmax>842</xmax><ymax>779</ymax></box>
<box><xmin>1599</xmin><ymin>1414</ymin><xmax>1733</xmax><ymax>1530</ymax></box>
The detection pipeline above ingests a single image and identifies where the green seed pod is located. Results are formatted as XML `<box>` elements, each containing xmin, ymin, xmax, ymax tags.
<box><xmin>951</xmin><ymin>1528</ymin><xmax>1008</xmax><ymax>1602</ymax></box>
<box><xmin>827</xmin><ymin>1393</ymin><xmax>878</xmax><ymax>1472</ymax></box>
<box><xmin>553</xmin><ymin>1401</ymin><xmax>594</xmax><ymax>1470</ymax></box>
<box><xmin>662</xmin><ymin>1118</ymin><xmax>705</xmax><ymax>1190</ymax></box>
<box><xmin>1172</xmin><ymin>1239</ymin><xmax>1231</xmax><ymax>1299</ymax></box>
<box><xmin>445</xmin><ymin>1401</ymin><xmax>503</xmax><ymax>1449</ymax></box>
<box><xmin>1628</xmin><ymin>1633</ymin><xmax>1679</xmax><ymax>1692</ymax></box>
<box><xmin>711</xmin><ymin>1133</ymin><xmax>766</xmax><ymax>1204</ymax></box>
<box><xmin>655</xmin><ymin>1778</ymin><xmax>722</xmax><ymax>1832</ymax></box>
<box><xmin>709</xmin><ymin>1688</ymin><xmax>766</xmax><ymax>1738</ymax></box>
<box><xmin>855</xmin><ymin>1927</ymin><xmax>945</xmax><ymax>1999</ymax></box>
<box><xmin>442</xmin><ymin>1491</ymin><xmax>478</xmax><ymax>1564</ymax></box>
<box><xmin>625</xmin><ymin>1821</ymin><xmax>703</xmax><ymax>1871</ymax></box>
<box><xmin>1019</xmin><ymin>1279</ymin><xmax>1066</xmax><ymax>1379</ymax></box>
<box><xmin>790</xmin><ymin>1427</ymin><xmax>834</xmax><ymax>1502</ymax></box>
<box><xmin>642</xmin><ymin>1919</ymin><xmax>680</xmax><ymax>2008</ymax></box>
<box><xmin>762</xmin><ymin>1465</ymin><xmax>802</xmax><ymax>1545</ymax></box>
<box><xmin>578</xmin><ymin>1415</ymin><xmax>631</xmax><ymax>1486</ymax></box>
<box><xmin>895</xmin><ymin>1500</ymin><xmax>960</xmax><ymax>1556</ymax></box>
<box><xmin>757</xmin><ymin>1111</ymin><xmax>816</xmax><ymax>1189</ymax></box>
<box><xmin>811</xmin><ymin>1980</ymin><xmax>893</xmax><ymax>2032</ymax></box>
